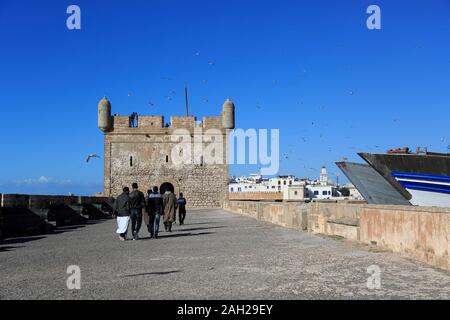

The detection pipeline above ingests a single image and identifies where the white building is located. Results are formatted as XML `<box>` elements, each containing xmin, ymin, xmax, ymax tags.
<box><xmin>344</xmin><ymin>183</ymin><xmax>364</xmax><ymax>201</ymax></box>
<box><xmin>286</xmin><ymin>185</ymin><xmax>305</xmax><ymax>200</ymax></box>
<box><xmin>305</xmin><ymin>185</ymin><xmax>341</xmax><ymax>200</ymax></box>
<box><xmin>229</xmin><ymin>174</ymin><xmax>305</xmax><ymax>200</ymax></box>
<box><xmin>229</xmin><ymin>167</ymin><xmax>349</xmax><ymax>201</ymax></box>
<box><xmin>229</xmin><ymin>182</ymin><xmax>260</xmax><ymax>193</ymax></box>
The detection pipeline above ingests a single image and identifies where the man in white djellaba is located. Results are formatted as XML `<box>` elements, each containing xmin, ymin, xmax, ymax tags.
<box><xmin>112</xmin><ymin>187</ymin><xmax>131</xmax><ymax>241</ymax></box>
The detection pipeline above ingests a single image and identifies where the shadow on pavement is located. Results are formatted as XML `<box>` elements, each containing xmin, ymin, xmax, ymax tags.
<box><xmin>0</xmin><ymin>245</ymin><xmax>25</xmax><ymax>252</ymax></box>
<box><xmin>0</xmin><ymin>236</ymin><xmax>46</xmax><ymax>246</ymax></box>
<box><xmin>182</xmin><ymin>222</ymin><xmax>217</xmax><ymax>226</ymax></box>
<box><xmin>158</xmin><ymin>231</ymin><xmax>215</xmax><ymax>239</ymax></box>
<box><xmin>176</xmin><ymin>226</ymin><xmax>225</xmax><ymax>232</ymax></box>
<box><xmin>86</xmin><ymin>219</ymin><xmax>112</xmax><ymax>225</ymax></box>
<box><xmin>53</xmin><ymin>225</ymin><xmax>86</xmax><ymax>232</ymax></box>
<box><xmin>123</xmin><ymin>270</ymin><xmax>182</xmax><ymax>277</ymax></box>
<box><xmin>141</xmin><ymin>231</ymin><xmax>215</xmax><ymax>240</ymax></box>
<box><xmin>2</xmin><ymin>219</ymin><xmax>111</xmax><ymax>246</ymax></box>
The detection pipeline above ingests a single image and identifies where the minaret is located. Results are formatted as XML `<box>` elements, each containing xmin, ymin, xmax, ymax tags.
<box><xmin>320</xmin><ymin>166</ymin><xmax>328</xmax><ymax>186</ymax></box>
<box><xmin>222</xmin><ymin>97</ymin><xmax>235</xmax><ymax>129</ymax></box>
<box><xmin>98</xmin><ymin>97</ymin><xmax>112</xmax><ymax>132</ymax></box>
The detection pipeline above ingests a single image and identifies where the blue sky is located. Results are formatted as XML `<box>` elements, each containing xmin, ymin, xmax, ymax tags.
<box><xmin>0</xmin><ymin>0</ymin><xmax>449</xmax><ymax>195</ymax></box>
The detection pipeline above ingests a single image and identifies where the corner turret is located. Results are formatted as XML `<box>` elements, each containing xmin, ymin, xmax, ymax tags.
<box><xmin>222</xmin><ymin>97</ymin><xmax>235</xmax><ymax>129</ymax></box>
<box><xmin>98</xmin><ymin>97</ymin><xmax>112</xmax><ymax>133</ymax></box>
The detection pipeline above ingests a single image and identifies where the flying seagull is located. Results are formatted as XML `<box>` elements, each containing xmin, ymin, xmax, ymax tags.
<box><xmin>86</xmin><ymin>154</ymin><xmax>101</xmax><ymax>163</ymax></box>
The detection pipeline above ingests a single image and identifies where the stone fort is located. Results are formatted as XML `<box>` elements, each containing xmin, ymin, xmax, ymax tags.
<box><xmin>97</xmin><ymin>97</ymin><xmax>235</xmax><ymax>207</ymax></box>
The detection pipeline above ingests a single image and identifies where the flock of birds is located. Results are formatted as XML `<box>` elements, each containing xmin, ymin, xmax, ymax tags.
<box><xmin>85</xmin><ymin>51</ymin><xmax>448</xmax><ymax>173</ymax></box>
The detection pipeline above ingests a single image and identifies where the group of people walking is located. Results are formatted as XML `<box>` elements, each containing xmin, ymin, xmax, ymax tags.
<box><xmin>112</xmin><ymin>183</ymin><xmax>187</xmax><ymax>241</ymax></box>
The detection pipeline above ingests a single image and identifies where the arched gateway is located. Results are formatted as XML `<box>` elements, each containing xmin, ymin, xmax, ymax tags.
<box><xmin>160</xmin><ymin>182</ymin><xmax>175</xmax><ymax>194</ymax></box>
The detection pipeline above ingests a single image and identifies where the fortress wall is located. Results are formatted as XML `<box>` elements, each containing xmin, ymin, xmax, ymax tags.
<box><xmin>108</xmin><ymin>164</ymin><xmax>228</xmax><ymax>208</ymax></box>
<box><xmin>170</xmin><ymin>116</ymin><xmax>196</xmax><ymax>130</ymax></box>
<box><xmin>224</xmin><ymin>200</ymin><xmax>450</xmax><ymax>271</ymax></box>
<box><xmin>112</xmin><ymin>116</ymin><xmax>130</xmax><ymax>128</ymax></box>
<box><xmin>202</xmin><ymin>116</ymin><xmax>222</xmax><ymax>129</ymax></box>
<box><xmin>104</xmin><ymin>134</ymin><xmax>229</xmax><ymax>208</ymax></box>
<box><xmin>139</xmin><ymin>116</ymin><xmax>164</xmax><ymax>128</ymax></box>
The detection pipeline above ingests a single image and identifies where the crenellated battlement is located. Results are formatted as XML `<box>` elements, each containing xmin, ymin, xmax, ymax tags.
<box><xmin>99</xmin><ymin>97</ymin><xmax>235</xmax><ymax>135</ymax></box>
<box><xmin>107</xmin><ymin>114</ymin><xmax>225</xmax><ymax>133</ymax></box>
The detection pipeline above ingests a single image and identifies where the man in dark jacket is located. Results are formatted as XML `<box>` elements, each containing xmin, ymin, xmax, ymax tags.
<box><xmin>129</xmin><ymin>183</ymin><xmax>146</xmax><ymax>240</ymax></box>
<box><xmin>147</xmin><ymin>186</ymin><xmax>164</xmax><ymax>239</ymax></box>
<box><xmin>177</xmin><ymin>193</ymin><xmax>187</xmax><ymax>225</ymax></box>
<box><xmin>113</xmin><ymin>187</ymin><xmax>131</xmax><ymax>241</ymax></box>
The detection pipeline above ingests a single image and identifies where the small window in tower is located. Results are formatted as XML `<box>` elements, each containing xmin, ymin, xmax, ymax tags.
<box><xmin>200</xmin><ymin>156</ymin><xmax>204</xmax><ymax>167</ymax></box>
<box><xmin>166</xmin><ymin>155</ymin><xmax>169</xmax><ymax>163</ymax></box>
<box><xmin>130</xmin><ymin>156</ymin><xmax>133</xmax><ymax>167</ymax></box>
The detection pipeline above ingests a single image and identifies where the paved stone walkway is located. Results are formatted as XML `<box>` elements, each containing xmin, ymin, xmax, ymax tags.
<box><xmin>1</xmin><ymin>209</ymin><xmax>449</xmax><ymax>299</ymax></box>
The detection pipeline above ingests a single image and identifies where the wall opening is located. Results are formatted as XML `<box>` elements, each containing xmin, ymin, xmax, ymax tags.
<box><xmin>160</xmin><ymin>182</ymin><xmax>175</xmax><ymax>194</ymax></box>
<box><xmin>130</xmin><ymin>156</ymin><xmax>133</xmax><ymax>167</ymax></box>
<box><xmin>129</xmin><ymin>112</ymin><xmax>138</xmax><ymax>128</ymax></box>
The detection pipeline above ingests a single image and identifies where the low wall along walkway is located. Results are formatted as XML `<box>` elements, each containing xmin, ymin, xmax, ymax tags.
<box><xmin>0</xmin><ymin>193</ymin><xmax>114</xmax><ymax>238</ymax></box>
<box><xmin>223</xmin><ymin>200</ymin><xmax>450</xmax><ymax>271</ymax></box>
<box><xmin>1</xmin><ymin>194</ymin><xmax>112</xmax><ymax>208</ymax></box>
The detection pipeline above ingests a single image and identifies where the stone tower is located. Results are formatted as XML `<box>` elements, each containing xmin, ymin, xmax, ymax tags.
<box><xmin>98</xmin><ymin>97</ymin><xmax>235</xmax><ymax>208</ymax></box>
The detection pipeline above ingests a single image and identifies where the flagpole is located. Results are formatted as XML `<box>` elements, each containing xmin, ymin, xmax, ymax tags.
<box><xmin>184</xmin><ymin>82</ymin><xmax>189</xmax><ymax>116</ymax></box>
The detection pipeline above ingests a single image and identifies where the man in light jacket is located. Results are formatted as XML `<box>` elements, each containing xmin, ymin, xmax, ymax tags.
<box><xmin>162</xmin><ymin>190</ymin><xmax>177</xmax><ymax>232</ymax></box>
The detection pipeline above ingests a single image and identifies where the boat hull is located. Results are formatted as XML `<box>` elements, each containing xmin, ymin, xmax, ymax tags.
<box><xmin>359</xmin><ymin>153</ymin><xmax>450</xmax><ymax>208</ymax></box>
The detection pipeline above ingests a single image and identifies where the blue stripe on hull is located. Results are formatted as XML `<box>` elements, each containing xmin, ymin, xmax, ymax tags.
<box><xmin>391</xmin><ymin>172</ymin><xmax>450</xmax><ymax>183</ymax></box>
<box><xmin>398</xmin><ymin>181</ymin><xmax>450</xmax><ymax>195</ymax></box>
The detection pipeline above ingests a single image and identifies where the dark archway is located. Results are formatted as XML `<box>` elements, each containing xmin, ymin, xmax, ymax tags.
<box><xmin>160</xmin><ymin>182</ymin><xmax>175</xmax><ymax>194</ymax></box>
